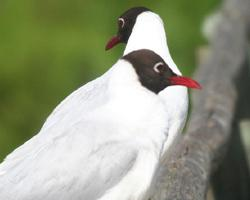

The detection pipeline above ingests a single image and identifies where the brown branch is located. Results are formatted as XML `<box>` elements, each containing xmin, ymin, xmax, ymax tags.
<box><xmin>151</xmin><ymin>0</ymin><xmax>250</xmax><ymax>199</ymax></box>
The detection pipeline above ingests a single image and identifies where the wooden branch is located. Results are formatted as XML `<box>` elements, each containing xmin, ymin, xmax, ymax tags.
<box><xmin>211</xmin><ymin>54</ymin><xmax>250</xmax><ymax>199</ymax></box>
<box><xmin>151</xmin><ymin>0</ymin><xmax>250</xmax><ymax>199</ymax></box>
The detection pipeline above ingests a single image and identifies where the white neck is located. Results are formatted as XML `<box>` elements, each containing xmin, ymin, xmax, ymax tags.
<box><xmin>107</xmin><ymin>60</ymin><xmax>156</xmax><ymax>98</ymax></box>
<box><xmin>123</xmin><ymin>12</ymin><xmax>181</xmax><ymax>75</ymax></box>
<box><xmin>108</xmin><ymin>60</ymin><xmax>141</xmax><ymax>93</ymax></box>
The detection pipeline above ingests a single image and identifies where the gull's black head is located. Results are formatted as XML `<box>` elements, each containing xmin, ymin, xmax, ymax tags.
<box><xmin>122</xmin><ymin>49</ymin><xmax>201</xmax><ymax>93</ymax></box>
<box><xmin>106</xmin><ymin>7</ymin><xmax>151</xmax><ymax>50</ymax></box>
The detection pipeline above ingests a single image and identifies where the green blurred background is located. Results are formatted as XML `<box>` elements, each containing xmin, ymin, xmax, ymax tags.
<box><xmin>0</xmin><ymin>0</ymin><xmax>219</xmax><ymax>160</ymax></box>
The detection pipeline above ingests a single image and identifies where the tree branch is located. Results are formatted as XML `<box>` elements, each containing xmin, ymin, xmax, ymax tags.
<box><xmin>151</xmin><ymin>0</ymin><xmax>250</xmax><ymax>199</ymax></box>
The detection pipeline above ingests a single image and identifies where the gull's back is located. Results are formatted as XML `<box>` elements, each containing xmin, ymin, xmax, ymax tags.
<box><xmin>0</xmin><ymin>62</ymin><xmax>169</xmax><ymax>200</ymax></box>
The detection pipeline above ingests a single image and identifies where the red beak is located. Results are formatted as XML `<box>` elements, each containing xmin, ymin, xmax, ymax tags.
<box><xmin>169</xmin><ymin>76</ymin><xmax>202</xmax><ymax>89</ymax></box>
<box><xmin>105</xmin><ymin>36</ymin><xmax>121</xmax><ymax>50</ymax></box>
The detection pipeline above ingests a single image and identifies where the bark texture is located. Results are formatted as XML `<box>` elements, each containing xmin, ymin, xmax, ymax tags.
<box><xmin>151</xmin><ymin>0</ymin><xmax>250</xmax><ymax>199</ymax></box>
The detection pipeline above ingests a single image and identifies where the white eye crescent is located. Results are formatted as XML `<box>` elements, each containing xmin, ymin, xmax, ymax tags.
<box><xmin>153</xmin><ymin>62</ymin><xmax>164</xmax><ymax>73</ymax></box>
<box><xmin>118</xmin><ymin>18</ymin><xmax>125</xmax><ymax>28</ymax></box>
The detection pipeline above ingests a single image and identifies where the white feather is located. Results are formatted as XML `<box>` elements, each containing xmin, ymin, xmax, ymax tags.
<box><xmin>0</xmin><ymin>60</ymin><xmax>169</xmax><ymax>200</ymax></box>
<box><xmin>124</xmin><ymin>11</ymin><xmax>188</xmax><ymax>161</ymax></box>
<box><xmin>0</xmin><ymin>11</ymin><xmax>189</xmax><ymax>200</ymax></box>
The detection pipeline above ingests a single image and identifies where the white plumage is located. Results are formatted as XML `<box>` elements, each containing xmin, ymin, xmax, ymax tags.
<box><xmin>123</xmin><ymin>11</ymin><xmax>188</xmax><ymax>161</ymax></box>
<box><xmin>0</xmin><ymin>60</ymin><xmax>169</xmax><ymax>200</ymax></box>
<box><xmin>0</xmin><ymin>10</ymin><xmax>189</xmax><ymax>200</ymax></box>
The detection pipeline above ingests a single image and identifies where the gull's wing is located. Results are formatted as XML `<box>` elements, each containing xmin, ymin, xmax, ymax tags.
<box><xmin>0</xmin><ymin>69</ymin><xmax>111</xmax><ymax>169</ymax></box>
<box><xmin>0</xmin><ymin>67</ymin><xmax>158</xmax><ymax>200</ymax></box>
<box><xmin>0</xmin><ymin>114</ymin><xmax>146</xmax><ymax>200</ymax></box>
<box><xmin>0</xmin><ymin>120</ymin><xmax>140</xmax><ymax>200</ymax></box>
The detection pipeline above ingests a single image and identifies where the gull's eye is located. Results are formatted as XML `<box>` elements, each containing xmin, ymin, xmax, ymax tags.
<box><xmin>118</xmin><ymin>18</ymin><xmax>125</xmax><ymax>28</ymax></box>
<box><xmin>153</xmin><ymin>62</ymin><xmax>165</xmax><ymax>73</ymax></box>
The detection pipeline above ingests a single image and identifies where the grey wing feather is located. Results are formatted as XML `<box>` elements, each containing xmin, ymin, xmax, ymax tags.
<box><xmin>0</xmin><ymin>138</ymin><xmax>139</xmax><ymax>200</ymax></box>
<box><xmin>78</xmin><ymin>143</ymin><xmax>138</xmax><ymax>200</ymax></box>
<box><xmin>0</xmin><ymin>69</ymin><xmax>139</xmax><ymax>200</ymax></box>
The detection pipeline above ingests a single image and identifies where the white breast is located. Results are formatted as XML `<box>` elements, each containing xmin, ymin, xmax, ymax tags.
<box><xmin>0</xmin><ymin>60</ymin><xmax>169</xmax><ymax>200</ymax></box>
<box><xmin>124</xmin><ymin>11</ymin><xmax>188</xmax><ymax>160</ymax></box>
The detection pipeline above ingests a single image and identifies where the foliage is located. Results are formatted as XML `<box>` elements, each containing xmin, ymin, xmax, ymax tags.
<box><xmin>0</xmin><ymin>0</ymin><xmax>218</xmax><ymax>159</ymax></box>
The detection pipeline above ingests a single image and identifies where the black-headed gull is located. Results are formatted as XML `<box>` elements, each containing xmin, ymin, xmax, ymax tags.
<box><xmin>0</xmin><ymin>49</ymin><xmax>200</xmax><ymax>200</ymax></box>
<box><xmin>106</xmin><ymin>7</ymin><xmax>190</xmax><ymax>161</ymax></box>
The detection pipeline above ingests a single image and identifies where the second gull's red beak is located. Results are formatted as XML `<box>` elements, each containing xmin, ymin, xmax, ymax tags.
<box><xmin>105</xmin><ymin>36</ymin><xmax>121</xmax><ymax>50</ymax></box>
